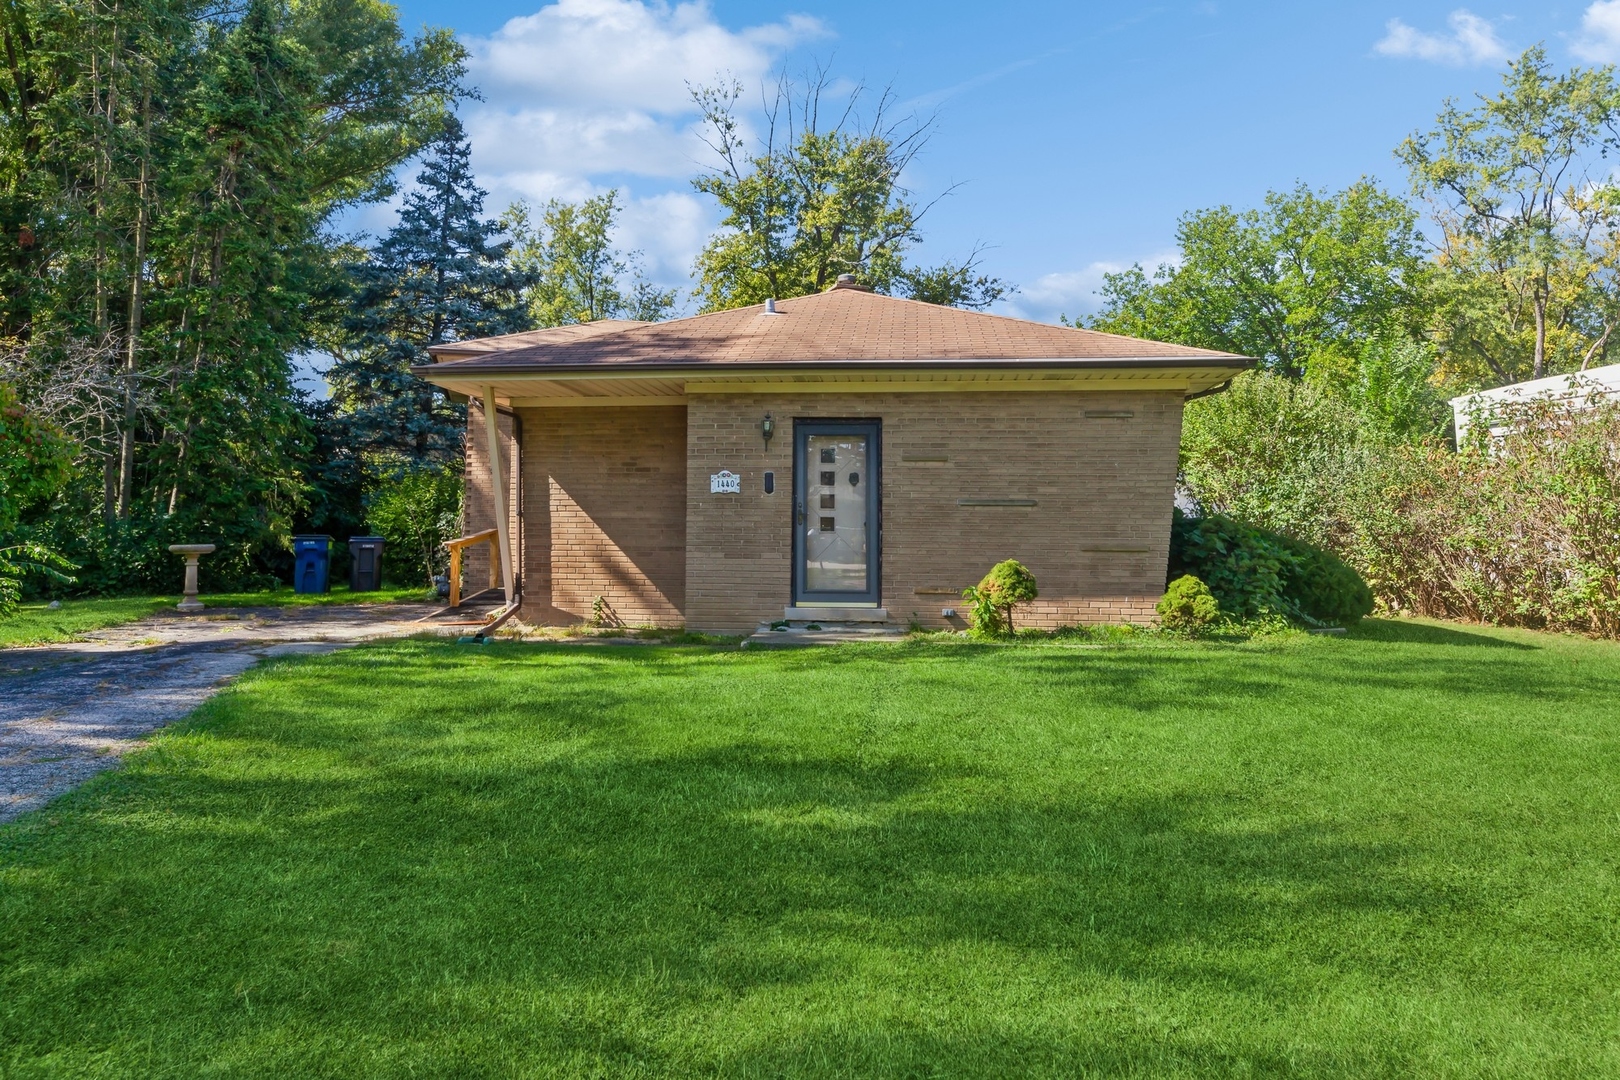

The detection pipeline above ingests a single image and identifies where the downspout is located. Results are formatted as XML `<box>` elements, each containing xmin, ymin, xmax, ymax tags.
<box><xmin>1185</xmin><ymin>378</ymin><xmax>1235</xmax><ymax>401</ymax></box>
<box><xmin>478</xmin><ymin>386</ymin><xmax>520</xmax><ymax>637</ymax></box>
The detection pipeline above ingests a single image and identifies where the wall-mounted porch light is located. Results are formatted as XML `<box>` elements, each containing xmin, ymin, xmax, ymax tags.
<box><xmin>761</xmin><ymin>413</ymin><xmax>775</xmax><ymax>448</ymax></box>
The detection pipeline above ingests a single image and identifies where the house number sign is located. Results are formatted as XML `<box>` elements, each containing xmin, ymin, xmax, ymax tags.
<box><xmin>709</xmin><ymin>470</ymin><xmax>741</xmax><ymax>494</ymax></box>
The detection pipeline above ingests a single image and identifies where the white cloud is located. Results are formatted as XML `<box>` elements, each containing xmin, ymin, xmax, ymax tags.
<box><xmin>614</xmin><ymin>190</ymin><xmax>714</xmax><ymax>284</ymax></box>
<box><xmin>998</xmin><ymin>252</ymin><xmax>1179</xmax><ymax>324</ymax></box>
<box><xmin>1573</xmin><ymin>1</ymin><xmax>1620</xmax><ymax>61</ymax></box>
<box><xmin>464</xmin><ymin>0</ymin><xmax>826</xmax><ymax>182</ymax></box>
<box><xmin>451</xmin><ymin>0</ymin><xmax>827</xmax><ymax>295</ymax></box>
<box><xmin>1374</xmin><ymin>9</ymin><xmax>1509</xmax><ymax>66</ymax></box>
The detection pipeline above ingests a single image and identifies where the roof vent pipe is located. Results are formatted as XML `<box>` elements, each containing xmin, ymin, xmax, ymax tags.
<box><xmin>765</xmin><ymin>297</ymin><xmax>777</xmax><ymax>314</ymax></box>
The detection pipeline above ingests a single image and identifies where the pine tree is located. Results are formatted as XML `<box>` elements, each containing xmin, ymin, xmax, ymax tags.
<box><xmin>332</xmin><ymin>115</ymin><xmax>530</xmax><ymax>466</ymax></box>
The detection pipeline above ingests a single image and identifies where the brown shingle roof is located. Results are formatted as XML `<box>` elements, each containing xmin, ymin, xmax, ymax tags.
<box><xmin>419</xmin><ymin>287</ymin><xmax>1248</xmax><ymax>374</ymax></box>
<box><xmin>429</xmin><ymin>319</ymin><xmax>649</xmax><ymax>359</ymax></box>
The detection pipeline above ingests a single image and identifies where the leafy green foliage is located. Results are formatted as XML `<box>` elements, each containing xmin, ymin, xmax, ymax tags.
<box><xmin>1170</xmin><ymin>511</ymin><xmax>1373</xmax><ymax>626</ymax></box>
<box><xmin>503</xmin><ymin>191</ymin><xmax>676</xmax><ymax>326</ymax></box>
<box><xmin>1091</xmin><ymin>182</ymin><xmax>1428</xmax><ymax>378</ymax></box>
<box><xmin>1398</xmin><ymin>47</ymin><xmax>1620</xmax><ymax>385</ymax></box>
<box><xmin>689</xmin><ymin>77</ymin><xmax>1009</xmax><ymax>312</ymax></box>
<box><xmin>0</xmin><ymin>0</ymin><xmax>465</xmax><ymax>594</ymax></box>
<box><xmin>0</xmin><ymin>383</ymin><xmax>70</xmax><ymax>539</ymax></box>
<box><xmin>363</xmin><ymin>461</ymin><xmax>462</xmax><ymax>587</ymax></box>
<box><xmin>0</xmin><ymin>542</ymin><xmax>75</xmax><ymax>616</ymax></box>
<box><xmin>963</xmin><ymin>559</ymin><xmax>1039</xmax><ymax>634</ymax></box>
<box><xmin>0</xmin><ymin>383</ymin><xmax>75</xmax><ymax>606</ymax></box>
<box><xmin>1156</xmin><ymin>574</ymin><xmax>1220</xmax><ymax>635</ymax></box>
<box><xmin>330</xmin><ymin>116</ymin><xmax>530</xmax><ymax>467</ymax></box>
<box><xmin>1180</xmin><ymin>371</ymin><xmax>1385</xmax><ymax>552</ymax></box>
<box><xmin>1361</xmin><ymin>398</ymin><xmax>1620</xmax><ymax>637</ymax></box>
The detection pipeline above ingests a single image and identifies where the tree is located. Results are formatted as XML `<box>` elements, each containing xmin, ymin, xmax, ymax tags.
<box><xmin>689</xmin><ymin>75</ymin><xmax>1009</xmax><ymax>312</ymax></box>
<box><xmin>329</xmin><ymin>115</ymin><xmax>530</xmax><ymax>467</ymax></box>
<box><xmin>0</xmin><ymin>0</ymin><xmax>465</xmax><ymax>591</ymax></box>
<box><xmin>502</xmin><ymin>190</ymin><xmax>676</xmax><ymax>326</ymax></box>
<box><xmin>1398</xmin><ymin>47</ymin><xmax>1620</xmax><ymax>384</ymax></box>
<box><xmin>1090</xmin><ymin>182</ymin><xmax>1429</xmax><ymax>378</ymax></box>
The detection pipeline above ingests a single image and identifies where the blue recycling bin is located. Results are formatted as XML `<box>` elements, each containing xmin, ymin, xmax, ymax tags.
<box><xmin>293</xmin><ymin>535</ymin><xmax>332</xmax><ymax>594</ymax></box>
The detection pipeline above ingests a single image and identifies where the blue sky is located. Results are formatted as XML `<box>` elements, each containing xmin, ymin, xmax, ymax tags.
<box><xmin>367</xmin><ymin>1</ymin><xmax>1620</xmax><ymax>323</ymax></box>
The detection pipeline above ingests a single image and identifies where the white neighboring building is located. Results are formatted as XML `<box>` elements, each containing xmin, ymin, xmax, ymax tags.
<box><xmin>1451</xmin><ymin>362</ymin><xmax>1620</xmax><ymax>443</ymax></box>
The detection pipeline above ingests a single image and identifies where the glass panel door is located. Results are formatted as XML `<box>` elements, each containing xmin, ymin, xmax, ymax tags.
<box><xmin>794</xmin><ymin>421</ymin><xmax>880</xmax><ymax>604</ymax></box>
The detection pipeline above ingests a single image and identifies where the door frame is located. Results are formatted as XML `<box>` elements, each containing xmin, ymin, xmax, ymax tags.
<box><xmin>791</xmin><ymin>419</ymin><xmax>882</xmax><ymax>606</ymax></box>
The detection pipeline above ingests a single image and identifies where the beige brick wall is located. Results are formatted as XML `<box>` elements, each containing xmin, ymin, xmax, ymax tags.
<box><xmin>685</xmin><ymin>391</ymin><xmax>1182</xmax><ymax>632</ymax></box>
<box><xmin>523</xmin><ymin>406</ymin><xmax>687</xmax><ymax>626</ymax></box>
<box><xmin>466</xmin><ymin>404</ymin><xmax>687</xmax><ymax>627</ymax></box>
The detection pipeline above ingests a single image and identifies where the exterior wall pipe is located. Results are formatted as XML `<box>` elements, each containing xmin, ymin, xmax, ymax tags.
<box><xmin>481</xmin><ymin>385</ymin><xmax>516</xmax><ymax>606</ymax></box>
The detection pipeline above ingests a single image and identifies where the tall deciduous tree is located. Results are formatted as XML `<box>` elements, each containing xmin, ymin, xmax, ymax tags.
<box><xmin>502</xmin><ymin>190</ymin><xmax>676</xmax><ymax>326</ymax></box>
<box><xmin>330</xmin><ymin>115</ymin><xmax>530</xmax><ymax>466</ymax></box>
<box><xmin>689</xmin><ymin>75</ymin><xmax>1009</xmax><ymax>312</ymax></box>
<box><xmin>1398</xmin><ymin>46</ymin><xmax>1620</xmax><ymax>384</ymax></box>
<box><xmin>1090</xmin><ymin>182</ymin><xmax>1429</xmax><ymax>379</ymax></box>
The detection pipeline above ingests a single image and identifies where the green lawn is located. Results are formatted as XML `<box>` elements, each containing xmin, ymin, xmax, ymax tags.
<box><xmin>0</xmin><ymin>585</ymin><xmax>434</xmax><ymax>648</ymax></box>
<box><xmin>2</xmin><ymin>622</ymin><xmax>1618</xmax><ymax>1077</ymax></box>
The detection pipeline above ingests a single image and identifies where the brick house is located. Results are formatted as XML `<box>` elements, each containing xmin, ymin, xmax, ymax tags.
<box><xmin>414</xmin><ymin>279</ymin><xmax>1249</xmax><ymax>633</ymax></box>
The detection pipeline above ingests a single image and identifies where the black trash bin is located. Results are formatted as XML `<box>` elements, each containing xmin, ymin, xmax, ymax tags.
<box><xmin>348</xmin><ymin>536</ymin><xmax>385</xmax><ymax>592</ymax></box>
<box><xmin>292</xmin><ymin>535</ymin><xmax>332</xmax><ymax>594</ymax></box>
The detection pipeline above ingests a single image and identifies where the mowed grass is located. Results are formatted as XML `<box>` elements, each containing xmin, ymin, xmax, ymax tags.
<box><xmin>2</xmin><ymin>622</ymin><xmax>1619</xmax><ymax>1078</ymax></box>
<box><xmin>0</xmin><ymin>585</ymin><xmax>434</xmax><ymax>648</ymax></box>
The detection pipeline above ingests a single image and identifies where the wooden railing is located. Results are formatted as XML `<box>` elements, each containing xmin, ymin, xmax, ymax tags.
<box><xmin>444</xmin><ymin>528</ymin><xmax>500</xmax><ymax>608</ymax></box>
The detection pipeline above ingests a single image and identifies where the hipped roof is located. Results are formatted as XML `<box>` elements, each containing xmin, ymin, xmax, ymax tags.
<box><xmin>418</xmin><ymin>286</ymin><xmax>1249</xmax><ymax>375</ymax></box>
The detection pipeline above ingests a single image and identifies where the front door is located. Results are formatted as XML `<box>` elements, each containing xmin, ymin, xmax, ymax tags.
<box><xmin>793</xmin><ymin>420</ymin><xmax>880</xmax><ymax>606</ymax></box>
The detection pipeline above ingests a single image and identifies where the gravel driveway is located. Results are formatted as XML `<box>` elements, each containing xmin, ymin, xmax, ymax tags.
<box><xmin>0</xmin><ymin>602</ymin><xmax>485</xmax><ymax>824</ymax></box>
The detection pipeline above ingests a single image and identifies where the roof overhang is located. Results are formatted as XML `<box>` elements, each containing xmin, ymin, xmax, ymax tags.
<box><xmin>413</xmin><ymin>356</ymin><xmax>1252</xmax><ymax>406</ymax></box>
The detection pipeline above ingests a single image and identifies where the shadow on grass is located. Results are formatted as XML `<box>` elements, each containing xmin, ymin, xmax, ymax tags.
<box><xmin>0</xmin><ymin>710</ymin><xmax>1453</xmax><ymax>1073</ymax></box>
<box><xmin>1348</xmin><ymin>617</ymin><xmax>1539</xmax><ymax>649</ymax></box>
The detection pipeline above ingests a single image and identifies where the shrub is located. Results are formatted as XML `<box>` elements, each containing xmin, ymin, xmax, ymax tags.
<box><xmin>365</xmin><ymin>463</ymin><xmax>463</xmax><ymax>587</ymax></box>
<box><xmin>1355</xmin><ymin>397</ymin><xmax>1620</xmax><ymax>637</ymax></box>
<box><xmin>0</xmin><ymin>382</ymin><xmax>72</xmax><ymax>541</ymax></box>
<box><xmin>1157</xmin><ymin>574</ymin><xmax>1220</xmax><ymax>635</ymax></box>
<box><xmin>1171</xmin><ymin>510</ymin><xmax>1372</xmax><ymax>626</ymax></box>
<box><xmin>963</xmin><ymin>559</ymin><xmax>1039</xmax><ymax>635</ymax></box>
<box><xmin>0</xmin><ymin>543</ymin><xmax>75</xmax><ymax>616</ymax></box>
<box><xmin>1180</xmin><ymin>370</ymin><xmax>1382</xmax><ymax>552</ymax></box>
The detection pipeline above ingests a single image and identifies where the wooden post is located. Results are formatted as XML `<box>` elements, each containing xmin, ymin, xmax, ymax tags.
<box><xmin>482</xmin><ymin>386</ymin><xmax>515</xmax><ymax>605</ymax></box>
<box><xmin>448</xmin><ymin>544</ymin><xmax>463</xmax><ymax>608</ymax></box>
<box><xmin>443</xmin><ymin>529</ymin><xmax>496</xmax><ymax>609</ymax></box>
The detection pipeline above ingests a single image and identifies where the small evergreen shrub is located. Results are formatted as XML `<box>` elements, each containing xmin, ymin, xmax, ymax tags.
<box><xmin>1157</xmin><ymin>574</ymin><xmax>1220</xmax><ymax>635</ymax></box>
<box><xmin>963</xmin><ymin>559</ymin><xmax>1039</xmax><ymax>634</ymax></box>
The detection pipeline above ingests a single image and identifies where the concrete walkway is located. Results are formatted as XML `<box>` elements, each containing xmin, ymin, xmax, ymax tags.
<box><xmin>0</xmin><ymin>602</ymin><xmax>483</xmax><ymax>824</ymax></box>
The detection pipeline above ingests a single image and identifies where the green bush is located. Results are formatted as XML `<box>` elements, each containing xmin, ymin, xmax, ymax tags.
<box><xmin>1170</xmin><ymin>510</ymin><xmax>1372</xmax><ymax>626</ymax></box>
<box><xmin>1157</xmin><ymin>574</ymin><xmax>1220</xmax><ymax>635</ymax></box>
<box><xmin>365</xmin><ymin>464</ymin><xmax>463</xmax><ymax>587</ymax></box>
<box><xmin>962</xmin><ymin>559</ymin><xmax>1039</xmax><ymax>635</ymax></box>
